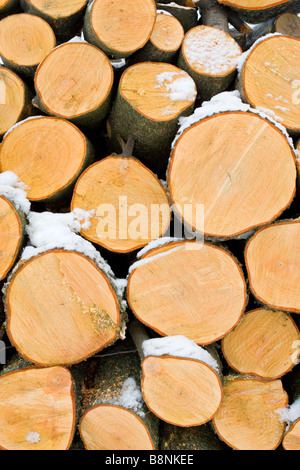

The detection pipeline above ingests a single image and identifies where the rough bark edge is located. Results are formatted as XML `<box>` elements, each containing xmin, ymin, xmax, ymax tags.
<box><xmin>156</xmin><ymin>3</ymin><xmax>198</xmax><ymax>32</ymax></box>
<box><xmin>0</xmin><ymin>0</ymin><xmax>20</xmax><ymax>19</ymax></box>
<box><xmin>160</xmin><ymin>422</ymin><xmax>227</xmax><ymax>450</ymax></box>
<box><xmin>218</xmin><ymin>0</ymin><xmax>300</xmax><ymax>23</ymax></box>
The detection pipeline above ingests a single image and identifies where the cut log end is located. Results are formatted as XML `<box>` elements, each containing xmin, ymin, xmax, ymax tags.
<box><xmin>151</xmin><ymin>12</ymin><xmax>184</xmax><ymax>52</ymax></box>
<box><xmin>141</xmin><ymin>355</ymin><xmax>222</xmax><ymax>427</ymax></box>
<box><xmin>0</xmin><ymin>67</ymin><xmax>27</xmax><ymax>136</ymax></box>
<box><xmin>79</xmin><ymin>405</ymin><xmax>155</xmax><ymax>450</ymax></box>
<box><xmin>240</xmin><ymin>35</ymin><xmax>300</xmax><ymax>132</ymax></box>
<box><xmin>0</xmin><ymin>196</ymin><xmax>24</xmax><ymax>281</ymax></box>
<box><xmin>275</xmin><ymin>12</ymin><xmax>300</xmax><ymax>38</ymax></box>
<box><xmin>213</xmin><ymin>376</ymin><xmax>288</xmax><ymax>450</ymax></box>
<box><xmin>0</xmin><ymin>13</ymin><xmax>56</xmax><ymax>72</ymax></box>
<box><xmin>6</xmin><ymin>250</ymin><xmax>122</xmax><ymax>366</ymax></box>
<box><xmin>127</xmin><ymin>241</ymin><xmax>247</xmax><ymax>344</ymax></box>
<box><xmin>25</xmin><ymin>0</ymin><xmax>88</xmax><ymax>18</ymax></box>
<box><xmin>168</xmin><ymin>112</ymin><xmax>296</xmax><ymax>238</ymax></box>
<box><xmin>0</xmin><ymin>116</ymin><xmax>93</xmax><ymax>202</ymax></box>
<box><xmin>0</xmin><ymin>366</ymin><xmax>75</xmax><ymax>450</ymax></box>
<box><xmin>34</xmin><ymin>42</ymin><xmax>113</xmax><ymax>121</ymax></box>
<box><xmin>222</xmin><ymin>308</ymin><xmax>300</xmax><ymax>379</ymax></box>
<box><xmin>245</xmin><ymin>220</ymin><xmax>300</xmax><ymax>313</ymax></box>
<box><xmin>71</xmin><ymin>155</ymin><xmax>171</xmax><ymax>253</ymax></box>
<box><xmin>282</xmin><ymin>419</ymin><xmax>300</xmax><ymax>450</ymax></box>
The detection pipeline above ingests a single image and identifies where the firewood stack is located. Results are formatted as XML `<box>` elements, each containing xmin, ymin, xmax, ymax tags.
<box><xmin>0</xmin><ymin>0</ymin><xmax>300</xmax><ymax>451</ymax></box>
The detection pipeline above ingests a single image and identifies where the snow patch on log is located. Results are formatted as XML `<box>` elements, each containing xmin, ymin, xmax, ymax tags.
<box><xmin>279</xmin><ymin>398</ymin><xmax>300</xmax><ymax>429</ymax></box>
<box><xmin>136</xmin><ymin>236</ymin><xmax>184</xmax><ymax>259</ymax></box>
<box><xmin>129</xmin><ymin>244</ymin><xmax>184</xmax><ymax>274</ymax></box>
<box><xmin>102</xmin><ymin>377</ymin><xmax>146</xmax><ymax>418</ymax></box>
<box><xmin>25</xmin><ymin>431</ymin><xmax>40</xmax><ymax>444</ymax></box>
<box><xmin>142</xmin><ymin>335</ymin><xmax>220</xmax><ymax>374</ymax></box>
<box><xmin>0</xmin><ymin>171</ymin><xmax>31</xmax><ymax>215</ymax></box>
<box><xmin>154</xmin><ymin>71</ymin><xmax>197</xmax><ymax>102</ymax></box>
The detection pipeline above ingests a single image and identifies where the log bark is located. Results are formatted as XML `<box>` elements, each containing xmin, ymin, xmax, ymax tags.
<box><xmin>107</xmin><ymin>62</ymin><xmax>197</xmax><ymax>175</ymax></box>
<box><xmin>129</xmin><ymin>12</ymin><xmax>184</xmax><ymax>64</ymax></box>
<box><xmin>247</xmin><ymin>12</ymin><xmax>300</xmax><ymax>48</ymax></box>
<box><xmin>33</xmin><ymin>41</ymin><xmax>114</xmax><ymax>130</ymax></box>
<box><xmin>0</xmin><ymin>355</ymin><xmax>77</xmax><ymax>450</ymax></box>
<box><xmin>236</xmin><ymin>34</ymin><xmax>300</xmax><ymax>136</ymax></box>
<box><xmin>212</xmin><ymin>374</ymin><xmax>288</xmax><ymax>450</ymax></box>
<box><xmin>218</xmin><ymin>0</ymin><xmax>300</xmax><ymax>23</ymax></box>
<box><xmin>0</xmin><ymin>0</ymin><xmax>20</xmax><ymax>19</ymax></box>
<box><xmin>160</xmin><ymin>422</ymin><xmax>227</xmax><ymax>450</ymax></box>
<box><xmin>79</xmin><ymin>339</ymin><xmax>159</xmax><ymax>450</ymax></box>
<box><xmin>0</xmin><ymin>116</ymin><xmax>95</xmax><ymax>204</ymax></box>
<box><xmin>245</xmin><ymin>219</ymin><xmax>300</xmax><ymax>313</ymax></box>
<box><xmin>0</xmin><ymin>66</ymin><xmax>33</xmax><ymax>138</ymax></box>
<box><xmin>71</xmin><ymin>136</ymin><xmax>171</xmax><ymax>253</ymax></box>
<box><xmin>0</xmin><ymin>13</ymin><xmax>56</xmax><ymax>79</ymax></box>
<box><xmin>177</xmin><ymin>25</ymin><xmax>242</xmax><ymax>101</ymax></box>
<box><xmin>127</xmin><ymin>240</ymin><xmax>247</xmax><ymax>345</ymax></box>
<box><xmin>197</xmin><ymin>0</ymin><xmax>229</xmax><ymax>31</ymax></box>
<box><xmin>156</xmin><ymin>3</ymin><xmax>198</xmax><ymax>33</ymax></box>
<box><xmin>221</xmin><ymin>307</ymin><xmax>300</xmax><ymax>379</ymax></box>
<box><xmin>167</xmin><ymin>111</ymin><xmax>297</xmax><ymax>239</ymax></box>
<box><xmin>20</xmin><ymin>0</ymin><xmax>88</xmax><ymax>42</ymax></box>
<box><xmin>83</xmin><ymin>0</ymin><xmax>156</xmax><ymax>59</ymax></box>
<box><xmin>4</xmin><ymin>249</ymin><xmax>126</xmax><ymax>366</ymax></box>
<box><xmin>281</xmin><ymin>366</ymin><xmax>300</xmax><ymax>450</ymax></box>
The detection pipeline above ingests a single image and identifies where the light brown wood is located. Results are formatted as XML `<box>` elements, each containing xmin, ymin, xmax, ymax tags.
<box><xmin>0</xmin><ymin>196</ymin><xmax>23</xmax><ymax>281</ymax></box>
<box><xmin>245</xmin><ymin>220</ymin><xmax>300</xmax><ymax>313</ymax></box>
<box><xmin>71</xmin><ymin>156</ymin><xmax>171</xmax><ymax>253</ymax></box>
<box><xmin>213</xmin><ymin>376</ymin><xmax>288</xmax><ymax>450</ymax></box>
<box><xmin>219</xmin><ymin>0</ymin><xmax>294</xmax><ymax>8</ymax></box>
<box><xmin>127</xmin><ymin>240</ymin><xmax>247</xmax><ymax>344</ymax></box>
<box><xmin>88</xmin><ymin>0</ymin><xmax>156</xmax><ymax>55</ymax></box>
<box><xmin>181</xmin><ymin>25</ymin><xmax>241</xmax><ymax>77</ymax></box>
<box><xmin>275</xmin><ymin>12</ymin><xmax>300</xmax><ymax>37</ymax></box>
<box><xmin>6</xmin><ymin>250</ymin><xmax>121</xmax><ymax>366</ymax></box>
<box><xmin>0</xmin><ymin>366</ymin><xmax>75</xmax><ymax>450</ymax></box>
<box><xmin>0</xmin><ymin>116</ymin><xmax>90</xmax><ymax>202</ymax></box>
<box><xmin>168</xmin><ymin>112</ymin><xmax>296</xmax><ymax>238</ymax></box>
<box><xmin>120</xmin><ymin>62</ymin><xmax>197</xmax><ymax>122</ymax></box>
<box><xmin>0</xmin><ymin>13</ymin><xmax>55</xmax><ymax>68</ymax></box>
<box><xmin>79</xmin><ymin>405</ymin><xmax>155</xmax><ymax>450</ymax></box>
<box><xmin>26</xmin><ymin>0</ymin><xmax>87</xmax><ymax>18</ymax></box>
<box><xmin>0</xmin><ymin>67</ymin><xmax>26</xmax><ymax>136</ymax></box>
<box><xmin>150</xmin><ymin>13</ymin><xmax>184</xmax><ymax>52</ymax></box>
<box><xmin>282</xmin><ymin>418</ymin><xmax>300</xmax><ymax>450</ymax></box>
<box><xmin>241</xmin><ymin>35</ymin><xmax>300</xmax><ymax>132</ymax></box>
<box><xmin>34</xmin><ymin>42</ymin><xmax>113</xmax><ymax>119</ymax></box>
<box><xmin>141</xmin><ymin>356</ymin><xmax>222</xmax><ymax>426</ymax></box>
<box><xmin>222</xmin><ymin>308</ymin><xmax>300</xmax><ymax>379</ymax></box>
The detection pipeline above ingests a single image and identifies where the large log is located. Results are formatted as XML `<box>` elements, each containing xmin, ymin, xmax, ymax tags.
<box><xmin>0</xmin><ymin>66</ymin><xmax>32</xmax><ymax>138</ymax></box>
<box><xmin>167</xmin><ymin>110</ymin><xmax>297</xmax><ymax>239</ymax></box>
<box><xmin>5</xmin><ymin>250</ymin><xmax>126</xmax><ymax>366</ymax></box>
<box><xmin>107</xmin><ymin>61</ymin><xmax>197</xmax><ymax>175</ymax></box>
<box><xmin>83</xmin><ymin>0</ymin><xmax>156</xmax><ymax>59</ymax></box>
<box><xmin>0</xmin><ymin>13</ymin><xmax>56</xmax><ymax>79</ymax></box>
<box><xmin>236</xmin><ymin>34</ymin><xmax>300</xmax><ymax>135</ymax></box>
<box><xmin>20</xmin><ymin>0</ymin><xmax>88</xmax><ymax>42</ymax></box>
<box><xmin>34</xmin><ymin>41</ymin><xmax>114</xmax><ymax>129</ymax></box>
<box><xmin>0</xmin><ymin>116</ymin><xmax>95</xmax><ymax>204</ymax></box>
<box><xmin>217</xmin><ymin>0</ymin><xmax>300</xmax><ymax>23</ymax></box>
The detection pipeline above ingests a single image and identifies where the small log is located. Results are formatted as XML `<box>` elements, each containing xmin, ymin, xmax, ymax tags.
<box><xmin>217</xmin><ymin>0</ymin><xmax>300</xmax><ymax>23</ymax></box>
<box><xmin>130</xmin><ymin>320</ymin><xmax>223</xmax><ymax>427</ymax></box>
<box><xmin>79</xmin><ymin>341</ymin><xmax>159</xmax><ymax>450</ymax></box>
<box><xmin>0</xmin><ymin>359</ymin><xmax>76</xmax><ymax>450</ymax></box>
<box><xmin>71</xmin><ymin>136</ymin><xmax>171</xmax><ymax>253</ymax></box>
<box><xmin>0</xmin><ymin>13</ymin><xmax>56</xmax><ymax>79</ymax></box>
<box><xmin>197</xmin><ymin>0</ymin><xmax>229</xmax><ymax>31</ymax></box>
<box><xmin>245</xmin><ymin>219</ymin><xmax>300</xmax><ymax>313</ymax></box>
<box><xmin>156</xmin><ymin>3</ymin><xmax>198</xmax><ymax>33</ymax></box>
<box><xmin>83</xmin><ymin>0</ymin><xmax>156</xmax><ymax>59</ymax></box>
<box><xmin>0</xmin><ymin>66</ymin><xmax>32</xmax><ymax>137</ymax></box>
<box><xmin>177</xmin><ymin>25</ymin><xmax>242</xmax><ymax>100</ymax></box>
<box><xmin>0</xmin><ymin>196</ymin><xmax>26</xmax><ymax>281</ymax></box>
<box><xmin>247</xmin><ymin>12</ymin><xmax>300</xmax><ymax>47</ymax></box>
<box><xmin>5</xmin><ymin>249</ymin><xmax>126</xmax><ymax>366</ymax></box>
<box><xmin>0</xmin><ymin>116</ymin><xmax>95</xmax><ymax>204</ymax></box>
<box><xmin>281</xmin><ymin>366</ymin><xmax>300</xmax><ymax>450</ymax></box>
<box><xmin>236</xmin><ymin>35</ymin><xmax>300</xmax><ymax>135</ymax></box>
<box><xmin>129</xmin><ymin>11</ymin><xmax>184</xmax><ymax>64</ymax></box>
<box><xmin>212</xmin><ymin>375</ymin><xmax>288</xmax><ymax>450</ymax></box>
<box><xmin>160</xmin><ymin>422</ymin><xmax>227</xmax><ymax>450</ymax></box>
<box><xmin>107</xmin><ymin>62</ymin><xmax>197</xmax><ymax>175</ymax></box>
<box><xmin>0</xmin><ymin>0</ymin><xmax>20</xmax><ymax>19</ymax></box>
<box><xmin>168</xmin><ymin>112</ymin><xmax>297</xmax><ymax>239</ymax></box>
<box><xmin>222</xmin><ymin>308</ymin><xmax>300</xmax><ymax>379</ymax></box>
<box><xmin>127</xmin><ymin>240</ymin><xmax>247</xmax><ymax>344</ymax></box>
<box><xmin>34</xmin><ymin>41</ymin><xmax>114</xmax><ymax>129</ymax></box>
<box><xmin>20</xmin><ymin>0</ymin><xmax>88</xmax><ymax>42</ymax></box>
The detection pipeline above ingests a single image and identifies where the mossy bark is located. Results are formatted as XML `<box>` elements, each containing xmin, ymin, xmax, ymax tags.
<box><xmin>156</xmin><ymin>3</ymin><xmax>198</xmax><ymax>32</ymax></box>
<box><xmin>20</xmin><ymin>0</ymin><xmax>88</xmax><ymax>42</ymax></box>
<box><xmin>0</xmin><ymin>0</ymin><xmax>20</xmax><ymax>19</ymax></box>
<box><xmin>160</xmin><ymin>422</ymin><xmax>227</xmax><ymax>450</ymax></box>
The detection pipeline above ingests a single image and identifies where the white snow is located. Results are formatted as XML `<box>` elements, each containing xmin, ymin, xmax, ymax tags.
<box><xmin>183</xmin><ymin>27</ymin><xmax>242</xmax><ymax>76</ymax></box>
<box><xmin>102</xmin><ymin>377</ymin><xmax>145</xmax><ymax>418</ymax></box>
<box><xmin>155</xmin><ymin>71</ymin><xmax>197</xmax><ymax>102</ymax></box>
<box><xmin>279</xmin><ymin>398</ymin><xmax>300</xmax><ymax>429</ymax></box>
<box><xmin>25</xmin><ymin>431</ymin><xmax>40</xmax><ymax>444</ymax></box>
<box><xmin>3</xmin><ymin>115</ymin><xmax>46</xmax><ymax>139</ymax></box>
<box><xmin>128</xmin><ymin>244</ymin><xmax>184</xmax><ymax>274</ymax></box>
<box><xmin>156</xmin><ymin>9</ymin><xmax>173</xmax><ymax>16</ymax></box>
<box><xmin>136</xmin><ymin>236</ymin><xmax>184</xmax><ymax>259</ymax></box>
<box><xmin>67</xmin><ymin>34</ymin><xmax>87</xmax><ymax>44</ymax></box>
<box><xmin>142</xmin><ymin>335</ymin><xmax>220</xmax><ymax>374</ymax></box>
<box><xmin>0</xmin><ymin>171</ymin><xmax>31</xmax><ymax>215</ymax></box>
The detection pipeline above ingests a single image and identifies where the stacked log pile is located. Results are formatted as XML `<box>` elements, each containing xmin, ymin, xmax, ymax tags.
<box><xmin>0</xmin><ymin>0</ymin><xmax>300</xmax><ymax>451</ymax></box>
